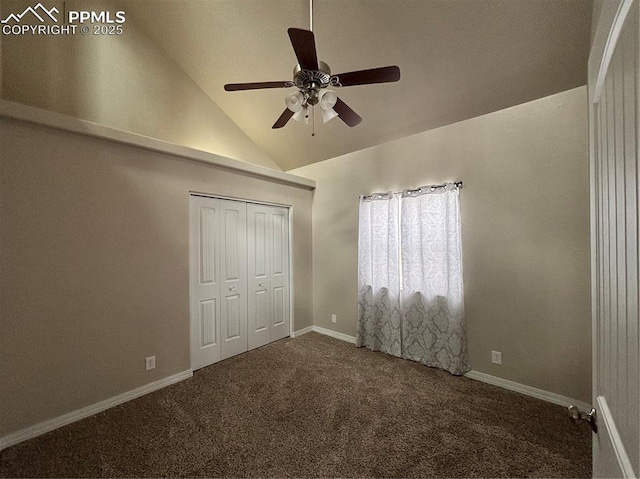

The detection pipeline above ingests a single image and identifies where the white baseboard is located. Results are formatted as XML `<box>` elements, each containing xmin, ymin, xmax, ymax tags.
<box><xmin>304</xmin><ymin>330</ymin><xmax>591</xmax><ymax>412</ymax></box>
<box><xmin>291</xmin><ymin>325</ymin><xmax>357</xmax><ymax>343</ymax></box>
<box><xmin>2</xmin><ymin>341</ymin><xmax>590</xmax><ymax>452</ymax></box>
<box><xmin>291</xmin><ymin>326</ymin><xmax>314</xmax><ymax>337</ymax></box>
<box><xmin>311</xmin><ymin>326</ymin><xmax>357</xmax><ymax>344</ymax></box>
<box><xmin>465</xmin><ymin>370</ymin><xmax>591</xmax><ymax>411</ymax></box>
<box><xmin>0</xmin><ymin>369</ymin><xmax>193</xmax><ymax>451</ymax></box>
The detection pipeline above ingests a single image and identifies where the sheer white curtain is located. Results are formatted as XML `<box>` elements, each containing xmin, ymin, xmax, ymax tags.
<box><xmin>357</xmin><ymin>192</ymin><xmax>401</xmax><ymax>356</ymax></box>
<box><xmin>400</xmin><ymin>187</ymin><xmax>468</xmax><ymax>374</ymax></box>
<box><xmin>357</xmin><ymin>184</ymin><xmax>469</xmax><ymax>375</ymax></box>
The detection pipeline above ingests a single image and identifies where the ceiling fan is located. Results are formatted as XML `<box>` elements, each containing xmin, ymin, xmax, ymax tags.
<box><xmin>224</xmin><ymin>7</ymin><xmax>400</xmax><ymax>132</ymax></box>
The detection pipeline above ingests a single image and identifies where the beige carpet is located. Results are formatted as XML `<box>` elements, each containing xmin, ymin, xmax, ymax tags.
<box><xmin>0</xmin><ymin>332</ymin><xmax>590</xmax><ymax>478</ymax></box>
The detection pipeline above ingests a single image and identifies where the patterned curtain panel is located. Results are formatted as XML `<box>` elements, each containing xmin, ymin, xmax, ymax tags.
<box><xmin>357</xmin><ymin>184</ymin><xmax>469</xmax><ymax>375</ymax></box>
<box><xmin>357</xmin><ymin>193</ymin><xmax>402</xmax><ymax>357</ymax></box>
<box><xmin>401</xmin><ymin>187</ymin><xmax>469</xmax><ymax>375</ymax></box>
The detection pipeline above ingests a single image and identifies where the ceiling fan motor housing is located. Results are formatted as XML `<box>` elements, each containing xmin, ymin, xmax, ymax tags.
<box><xmin>294</xmin><ymin>61</ymin><xmax>331</xmax><ymax>105</ymax></box>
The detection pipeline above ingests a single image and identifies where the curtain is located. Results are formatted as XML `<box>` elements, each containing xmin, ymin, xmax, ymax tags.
<box><xmin>357</xmin><ymin>192</ymin><xmax>402</xmax><ymax>357</ymax></box>
<box><xmin>357</xmin><ymin>184</ymin><xmax>469</xmax><ymax>375</ymax></box>
<box><xmin>400</xmin><ymin>187</ymin><xmax>469</xmax><ymax>374</ymax></box>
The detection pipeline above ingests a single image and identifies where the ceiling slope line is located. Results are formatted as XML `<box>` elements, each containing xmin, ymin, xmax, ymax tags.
<box><xmin>0</xmin><ymin>100</ymin><xmax>316</xmax><ymax>190</ymax></box>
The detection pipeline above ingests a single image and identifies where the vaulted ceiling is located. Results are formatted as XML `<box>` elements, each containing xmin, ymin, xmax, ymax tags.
<box><xmin>119</xmin><ymin>0</ymin><xmax>591</xmax><ymax>171</ymax></box>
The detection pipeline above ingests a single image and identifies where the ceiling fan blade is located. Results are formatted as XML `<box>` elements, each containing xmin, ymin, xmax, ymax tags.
<box><xmin>333</xmin><ymin>98</ymin><xmax>362</xmax><ymax>127</ymax></box>
<box><xmin>288</xmin><ymin>28</ymin><xmax>318</xmax><ymax>71</ymax></box>
<box><xmin>333</xmin><ymin>66</ymin><xmax>401</xmax><ymax>87</ymax></box>
<box><xmin>272</xmin><ymin>109</ymin><xmax>295</xmax><ymax>129</ymax></box>
<box><xmin>224</xmin><ymin>81</ymin><xmax>293</xmax><ymax>91</ymax></box>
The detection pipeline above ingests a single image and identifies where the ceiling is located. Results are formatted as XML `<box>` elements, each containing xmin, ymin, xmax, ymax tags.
<box><xmin>118</xmin><ymin>0</ymin><xmax>592</xmax><ymax>171</ymax></box>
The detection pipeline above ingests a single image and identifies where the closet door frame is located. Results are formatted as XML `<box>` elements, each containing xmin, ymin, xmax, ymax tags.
<box><xmin>188</xmin><ymin>192</ymin><xmax>294</xmax><ymax>371</ymax></box>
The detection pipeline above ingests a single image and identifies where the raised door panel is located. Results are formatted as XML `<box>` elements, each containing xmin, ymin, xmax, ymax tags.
<box><xmin>189</xmin><ymin>196</ymin><xmax>221</xmax><ymax>370</ymax></box>
<box><xmin>272</xmin><ymin>286</ymin><xmax>286</xmax><ymax>328</ymax></box>
<box><xmin>199</xmin><ymin>299</ymin><xmax>218</xmax><ymax>347</ymax></box>
<box><xmin>224</xmin><ymin>293</ymin><xmax>241</xmax><ymax>339</ymax></box>
<box><xmin>220</xmin><ymin>200</ymin><xmax>248</xmax><ymax>360</ymax></box>
<box><xmin>254</xmin><ymin>290</ymin><xmax>269</xmax><ymax>330</ymax></box>
<box><xmin>247</xmin><ymin>204</ymin><xmax>271</xmax><ymax>350</ymax></box>
<box><xmin>272</xmin><ymin>214</ymin><xmax>285</xmax><ymax>276</ymax></box>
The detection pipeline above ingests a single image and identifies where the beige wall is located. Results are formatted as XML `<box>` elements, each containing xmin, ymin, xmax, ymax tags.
<box><xmin>0</xmin><ymin>0</ymin><xmax>278</xmax><ymax>170</ymax></box>
<box><xmin>0</xmin><ymin>116</ymin><xmax>313</xmax><ymax>437</ymax></box>
<box><xmin>292</xmin><ymin>87</ymin><xmax>591</xmax><ymax>403</ymax></box>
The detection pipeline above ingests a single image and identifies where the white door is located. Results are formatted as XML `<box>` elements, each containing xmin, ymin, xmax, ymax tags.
<box><xmin>589</xmin><ymin>1</ymin><xmax>640</xmax><ymax>476</ymax></box>
<box><xmin>247</xmin><ymin>204</ymin><xmax>272</xmax><ymax>349</ymax></box>
<box><xmin>247</xmin><ymin>205</ymin><xmax>291</xmax><ymax>348</ymax></box>
<box><xmin>269</xmin><ymin>206</ymin><xmax>290</xmax><ymax>342</ymax></box>
<box><xmin>219</xmin><ymin>199</ymin><xmax>248</xmax><ymax>360</ymax></box>
<box><xmin>189</xmin><ymin>196</ymin><xmax>222</xmax><ymax>370</ymax></box>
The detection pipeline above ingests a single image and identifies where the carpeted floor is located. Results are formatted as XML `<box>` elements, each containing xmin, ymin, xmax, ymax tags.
<box><xmin>0</xmin><ymin>332</ymin><xmax>590</xmax><ymax>478</ymax></box>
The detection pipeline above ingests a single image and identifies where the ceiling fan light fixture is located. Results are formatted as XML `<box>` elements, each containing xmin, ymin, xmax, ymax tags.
<box><xmin>285</xmin><ymin>91</ymin><xmax>305</xmax><ymax>112</ymax></box>
<box><xmin>292</xmin><ymin>108</ymin><xmax>309</xmax><ymax>124</ymax></box>
<box><xmin>322</xmin><ymin>107</ymin><xmax>338</xmax><ymax>123</ymax></box>
<box><xmin>319</xmin><ymin>89</ymin><xmax>337</xmax><ymax>110</ymax></box>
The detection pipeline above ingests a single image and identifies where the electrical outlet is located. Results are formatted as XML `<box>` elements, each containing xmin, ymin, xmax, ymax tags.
<box><xmin>491</xmin><ymin>351</ymin><xmax>502</xmax><ymax>365</ymax></box>
<box><xmin>331</xmin><ymin>314</ymin><xmax>337</xmax><ymax>324</ymax></box>
<box><xmin>146</xmin><ymin>356</ymin><xmax>156</xmax><ymax>371</ymax></box>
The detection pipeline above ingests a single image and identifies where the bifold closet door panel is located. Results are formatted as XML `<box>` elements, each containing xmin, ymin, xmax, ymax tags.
<box><xmin>248</xmin><ymin>204</ymin><xmax>272</xmax><ymax>350</ymax></box>
<box><xmin>269</xmin><ymin>207</ymin><xmax>290</xmax><ymax>342</ymax></box>
<box><xmin>189</xmin><ymin>196</ymin><xmax>222</xmax><ymax>370</ymax></box>
<box><xmin>248</xmin><ymin>205</ymin><xmax>291</xmax><ymax>346</ymax></box>
<box><xmin>220</xmin><ymin>200</ymin><xmax>248</xmax><ymax>360</ymax></box>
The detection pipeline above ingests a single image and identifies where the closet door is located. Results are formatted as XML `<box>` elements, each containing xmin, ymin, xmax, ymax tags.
<box><xmin>191</xmin><ymin>196</ymin><xmax>289</xmax><ymax>370</ymax></box>
<box><xmin>248</xmin><ymin>205</ymin><xmax>291</xmax><ymax>346</ymax></box>
<box><xmin>219</xmin><ymin>200</ymin><xmax>248</xmax><ymax>360</ymax></box>
<box><xmin>247</xmin><ymin>204</ymin><xmax>272</xmax><ymax>349</ymax></box>
<box><xmin>189</xmin><ymin>196</ymin><xmax>222</xmax><ymax>370</ymax></box>
<box><xmin>269</xmin><ymin>207</ymin><xmax>290</xmax><ymax>342</ymax></box>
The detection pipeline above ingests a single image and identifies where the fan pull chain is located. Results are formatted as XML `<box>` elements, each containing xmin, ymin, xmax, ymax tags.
<box><xmin>311</xmin><ymin>105</ymin><xmax>316</xmax><ymax>136</ymax></box>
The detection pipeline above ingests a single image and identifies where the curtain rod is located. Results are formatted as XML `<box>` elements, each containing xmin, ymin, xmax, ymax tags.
<box><xmin>361</xmin><ymin>181</ymin><xmax>463</xmax><ymax>201</ymax></box>
<box><xmin>405</xmin><ymin>181</ymin><xmax>463</xmax><ymax>194</ymax></box>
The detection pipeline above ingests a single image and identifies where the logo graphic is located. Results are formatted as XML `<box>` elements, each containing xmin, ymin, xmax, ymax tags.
<box><xmin>1</xmin><ymin>3</ymin><xmax>59</xmax><ymax>24</ymax></box>
<box><xmin>1</xmin><ymin>2</ymin><xmax>125</xmax><ymax>36</ymax></box>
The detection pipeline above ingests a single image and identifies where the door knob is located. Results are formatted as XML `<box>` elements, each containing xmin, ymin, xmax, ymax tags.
<box><xmin>229</xmin><ymin>286</ymin><xmax>236</xmax><ymax>292</ymax></box>
<box><xmin>567</xmin><ymin>405</ymin><xmax>598</xmax><ymax>433</ymax></box>
<box><xmin>258</xmin><ymin>282</ymin><xmax>265</xmax><ymax>287</ymax></box>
